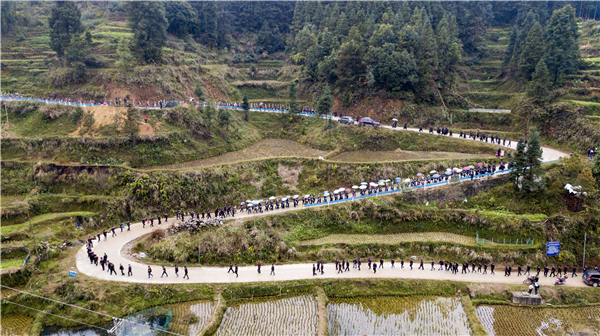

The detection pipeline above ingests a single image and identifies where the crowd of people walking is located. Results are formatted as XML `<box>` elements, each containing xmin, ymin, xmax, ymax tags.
<box><xmin>85</xmin><ymin>210</ymin><xmax>595</xmax><ymax>292</ymax></box>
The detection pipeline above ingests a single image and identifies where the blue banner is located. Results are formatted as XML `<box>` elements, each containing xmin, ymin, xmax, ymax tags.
<box><xmin>546</xmin><ymin>241</ymin><xmax>561</xmax><ymax>256</ymax></box>
<box><xmin>69</xmin><ymin>271</ymin><xmax>77</xmax><ymax>277</ymax></box>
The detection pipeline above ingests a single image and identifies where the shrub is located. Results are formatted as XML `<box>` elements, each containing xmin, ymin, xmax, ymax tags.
<box><xmin>69</xmin><ymin>107</ymin><xmax>84</xmax><ymax>125</ymax></box>
<box><xmin>151</xmin><ymin>229</ymin><xmax>165</xmax><ymax>240</ymax></box>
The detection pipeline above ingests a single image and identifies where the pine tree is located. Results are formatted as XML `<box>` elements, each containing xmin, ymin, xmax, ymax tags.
<box><xmin>335</xmin><ymin>12</ymin><xmax>349</xmax><ymax>37</ymax></box>
<box><xmin>218</xmin><ymin>108</ymin><xmax>231</xmax><ymax>129</ymax></box>
<box><xmin>49</xmin><ymin>2</ymin><xmax>83</xmax><ymax>58</ymax></box>
<box><xmin>204</xmin><ymin>105</ymin><xmax>215</xmax><ymax>130</ymax></box>
<box><xmin>202</xmin><ymin>2</ymin><xmax>219</xmax><ymax>47</ymax></box>
<box><xmin>126</xmin><ymin>2</ymin><xmax>168</xmax><ymax>64</ymax></box>
<box><xmin>122</xmin><ymin>107</ymin><xmax>140</xmax><ymax>140</ymax></box>
<box><xmin>242</xmin><ymin>90</ymin><xmax>250</xmax><ymax>121</ymax></box>
<box><xmin>508</xmin><ymin>137</ymin><xmax>527</xmax><ymax>190</ymax></box>
<box><xmin>335</xmin><ymin>39</ymin><xmax>365</xmax><ymax>88</ymax></box>
<box><xmin>522</xmin><ymin>129</ymin><xmax>545</xmax><ymax>193</ymax></box>
<box><xmin>576</xmin><ymin>168</ymin><xmax>596</xmax><ymax>192</ymax></box>
<box><xmin>518</xmin><ymin>21</ymin><xmax>544</xmax><ymax>80</ymax></box>
<box><xmin>1</xmin><ymin>2</ymin><xmax>17</xmax><ymax>35</ymax></box>
<box><xmin>194</xmin><ymin>84</ymin><xmax>206</xmax><ymax>102</ymax></box>
<box><xmin>316</xmin><ymin>86</ymin><xmax>334</xmax><ymax>117</ymax></box>
<box><xmin>65</xmin><ymin>34</ymin><xmax>89</xmax><ymax>80</ymax></box>
<box><xmin>164</xmin><ymin>1</ymin><xmax>197</xmax><ymax>38</ymax></box>
<box><xmin>412</xmin><ymin>8</ymin><xmax>438</xmax><ymax>87</ymax></box>
<box><xmin>116</xmin><ymin>38</ymin><xmax>135</xmax><ymax>71</ymax></box>
<box><xmin>85</xmin><ymin>31</ymin><xmax>93</xmax><ymax>44</ymax></box>
<box><xmin>526</xmin><ymin>60</ymin><xmax>551</xmax><ymax>103</ymax></box>
<box><xmin>592</xmin><ymin>152</ymin><xmax>600</xmax><ymax>188</ymax></box>
<box><xmin>288</xmin><ymin>81</ymin><xmax>298</xmax><ymax>114</ymax></box>
<box><xmin>436</xmin><ymin>14</ymin><xmax>462</xmax><ymax>81</ymax></box>
<box><xmin>544</xmin><ymin>5</ymin><xmax>581</xmax><ymax>82</ymax></box>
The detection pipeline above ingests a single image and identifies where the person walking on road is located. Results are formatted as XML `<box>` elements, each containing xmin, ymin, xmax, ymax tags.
<box><xmin>175</xmin><ymin>265</ymin><xmax>179</xmax><ymax>277</ymax></box>
<box><xmin>109</xmin><ymin>263</ymin><xmax>117</xmax><ymax>275</ymax></box>
<box><xmin>228</xmin><ymin>263</ymin><xmax>234</xmax><ymax>273</ymax></box>
<box><xmin>119</xmin><ymin>264</ymin><xmax>125</xmax><ymax>275</ymax></box>
<box><xmin>183</xmin><ymin>266</ymin><xmax>189</xmax><ymax>279</ymax></box>
<box><xmin>257</xmin><ymin>262</ymin><xmax>261</xmax><ymax>274</ymax></box>
<box><xmin>270</xmin><ymin>264</ymin><xmax>275</xmax><ymax>276</ymax></box>
<box><xmin>161</xmin><ymin>266</ymin><xmax>168</xmax><ymax>278</ymax></box>
<box><xmin>234</xmin><ymin>264</ymin><xmax>238</xmax><ymax>278</ymax></box>
<box><xmin>128</xmin><ymin>264</ymin><xmax>132</xmax><ymax>276</ymax></box>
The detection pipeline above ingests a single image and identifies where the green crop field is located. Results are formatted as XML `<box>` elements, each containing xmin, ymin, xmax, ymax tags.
<box><xmin>476</xmin><ymin>305</ymin><xmax>600</xmax><ymax>336</ymax></box>
<box><xmin>300</xmin><ymin>232</ymin><xmax>476</xmax><ymax>247</ymax></box>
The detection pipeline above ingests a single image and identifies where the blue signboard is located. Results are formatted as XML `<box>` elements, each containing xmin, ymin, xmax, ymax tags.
<box><xmin>546</xmin><ymin>241</ymin><xmax>561</xmax><ymax>256</ymax></box>
<box><xmin>69</xmin><ymin>271</ymin><xmax>77</xmax><ymax>277</ymax></box>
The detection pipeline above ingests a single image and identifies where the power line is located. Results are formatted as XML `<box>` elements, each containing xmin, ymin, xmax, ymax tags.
<box><xmin>2</xmin><ymin>300</ymin><xmax>113</xmax><ymax>334</ymax></box>
<box><xmin>1</xmin><ymin>285</ymin><xmax>183</xmax><ymax>336</ymax></box>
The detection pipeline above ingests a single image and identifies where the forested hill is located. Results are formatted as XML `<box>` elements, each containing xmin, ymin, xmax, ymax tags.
<box><xmin>1</xmin><ymin>1</ymin><xmax>599</xmax><ymax>114</ymax></box>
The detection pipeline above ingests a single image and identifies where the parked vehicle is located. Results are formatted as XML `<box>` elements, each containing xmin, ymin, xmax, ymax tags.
<box><xmin>359</xmin><ymin>117</ymin><xmax>380</xmax><ymax>127</ymax></box>
<box><xmin>338</xmin><ymin>116</ymin><xmax>355</xmax><ymax>125</ymax></box>
<box><xmin>554</xmin><ymin>275</ymin><xmax>568</xmax><ymax>285</ymax></box>
<box><xmin>583</xmin><ymin>269</ymin><xmax>600</xmax><ymax>287</ymax></box>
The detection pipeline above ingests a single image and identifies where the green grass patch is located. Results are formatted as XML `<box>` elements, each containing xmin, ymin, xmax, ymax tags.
<box><xmin>1</xmin><ymin>259</ymin><xmax>24</xmax><ymax>269</ymax></box>
<box><xmin>472</xmin><ymin>210</ymin><xmax>547</xmax><ymax>222</ymax></box>
<box><xmin>300</xmin><ymin>232</ymin><xmax>477</xmax><ymax>246</ymax></box>
<box><xmin>92</xmin><ymin>31</ymin><xmax>133</xmax><ymax>39</ymax></box>
<box><xmin>566</xmin><ymin>99</ymin><xmax>600</xmax><ymax>106</ymax></box>
<box><xmin>1</xmin><ymin>212</ymin><xmax>96</xmax><ymax>235</ymax></box>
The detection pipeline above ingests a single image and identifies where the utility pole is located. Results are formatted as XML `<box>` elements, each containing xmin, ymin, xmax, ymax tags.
<box><xmin>28</xmin><ymin>212</ymin><xmax>37</xmax><ymax>260</ymax></box>
<box><xmin>583</xmin><ymin>231</ymin><xmax>587</xmax><ymax>269</ymax></box>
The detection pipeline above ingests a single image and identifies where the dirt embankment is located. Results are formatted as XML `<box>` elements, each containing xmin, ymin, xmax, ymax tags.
<box><xmin>70</xmin><ymin>106</ymin><xmax>156</xmax><ymax>136</ymax></box>
<box><xmin>332</xmin><ymin>97</ymin><xmax>405</xmax><ymax>122</ymax></box>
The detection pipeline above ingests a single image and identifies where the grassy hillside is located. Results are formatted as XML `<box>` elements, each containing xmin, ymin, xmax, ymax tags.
<box><xmin>1</xmin><ymin>101</ymin><xmax>505</xmax><ymax>167</ymax></box>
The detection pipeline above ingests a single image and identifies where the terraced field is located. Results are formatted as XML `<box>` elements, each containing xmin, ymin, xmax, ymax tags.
<box><xmin>151</xmin><ymin>139</ymin><xmax>331</xmax><ymax>170</ymax></box>
<box><xmin>328</xmin><ymin>296</ymin><xmax>472</xmax><ymax>336</ymax></box>
<box><xmin>164</xmin><ymin>300</ymin><xmax>215</xmax><ymax>336</ymax></box>
<box><xmin>329</xmin><ymin>150</ymin><xmax>493</xmax><ymax>163</ymax></box>
<box><xmin>215</xmin><ymin>295</ymin><xmax>318</xmax><ymax>336</ymax></box>
<box><xmin>300</xmin><ymin>233</ymin><xmax>476</xmax><ymax>247</ymax></box>
<box><xmin>0</xmin><ymin>314</ymin><xmax>34</xmax><ymax>336</ymax></box>
<box><xmin>476</xmin><ymin>305</ymin><xmax>600</xmax><ymax>336</ymax></box>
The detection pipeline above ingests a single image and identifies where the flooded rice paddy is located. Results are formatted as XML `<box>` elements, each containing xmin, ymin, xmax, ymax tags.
<box><xmin>328</xmin><ymin>296</ymin><xmax>472</xmax><ymax>336</ymax></box>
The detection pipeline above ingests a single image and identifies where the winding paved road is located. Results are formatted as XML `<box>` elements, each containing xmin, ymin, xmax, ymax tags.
<box><xmin>77</xmin><ymin>126</ymin><xmax>574</xmax><ymax>286</ymax></box>
<box><xmin>77</xmin><ymin>217</ymin><xmax>585</xmax><ymax>287</ymax></box>
<box><xmin>4</xmin><ymin>97</ymin><xmax>580</xmax><ymax>287</ymax></box>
